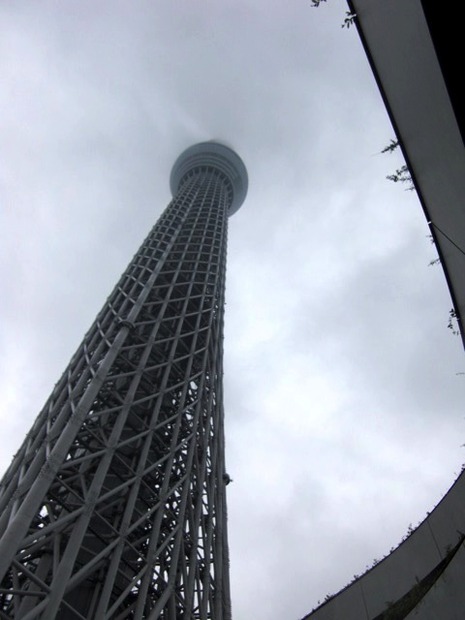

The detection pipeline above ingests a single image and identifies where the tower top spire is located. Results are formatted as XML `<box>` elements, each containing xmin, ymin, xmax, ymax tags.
<box><xmin>170</xmin><ymin>141</ymin><xmax>248</xmax><ymax>215</ymax></box>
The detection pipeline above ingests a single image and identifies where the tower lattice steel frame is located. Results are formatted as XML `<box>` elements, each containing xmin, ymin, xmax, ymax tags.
<box><xmin>0</xmin><ymin>142</ymin><xmax>248</xmax><ymax>620</ymax></box>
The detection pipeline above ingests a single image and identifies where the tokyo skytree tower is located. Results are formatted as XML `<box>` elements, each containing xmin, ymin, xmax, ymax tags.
<box><xmin>0</xmin><ymin>142</ymin><xmax>248</xmax><ymax>619</ymax></box>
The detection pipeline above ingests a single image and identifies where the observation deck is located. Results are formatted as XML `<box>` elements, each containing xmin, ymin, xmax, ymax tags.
<box><xmin>170</xmin><ymin>141</ymin><xmax>248</xmax><ymax>216</ymax></box>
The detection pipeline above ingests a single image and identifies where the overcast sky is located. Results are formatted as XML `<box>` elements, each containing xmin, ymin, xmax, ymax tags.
<box><xmin>1</xmin><ymin>2</ymin><xmax>465</xmax><ymax>619</ymax></box>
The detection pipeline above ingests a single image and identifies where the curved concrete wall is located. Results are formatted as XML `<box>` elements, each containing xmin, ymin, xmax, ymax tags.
<box><xmin>406</xmin><ymin>543</ymin><xmax>465</xmax><ymax>619</ymax></box>
<box><xmin>304</xmin><ymin>471</ymin><xmax>465</xmax><ymax>619</ymax></box>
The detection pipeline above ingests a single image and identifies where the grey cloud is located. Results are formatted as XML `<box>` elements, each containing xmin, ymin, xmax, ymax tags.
<box><xmin>1</xmin><ymin>1</ymin><xmax>464</xmax><ymax>619</ymax></box>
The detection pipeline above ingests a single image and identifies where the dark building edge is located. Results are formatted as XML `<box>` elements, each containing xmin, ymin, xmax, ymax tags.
<box><xmin>346</xmin><ymin>0</ymin><xmax>465</xmax><ymax>348</ymax></box>
<box><xmin>301</xmin><ymin>2</ymin><xmax>465</xmax><ymax>618</ymax></box>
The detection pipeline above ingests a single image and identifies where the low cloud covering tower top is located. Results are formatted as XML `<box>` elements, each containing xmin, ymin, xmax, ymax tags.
<box><xmin>170</xmin><ymin>141</ymin><xmax>248</xmax><ymax>215</ymax></box>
